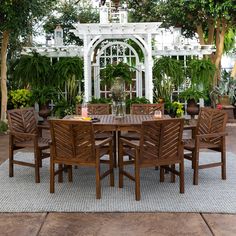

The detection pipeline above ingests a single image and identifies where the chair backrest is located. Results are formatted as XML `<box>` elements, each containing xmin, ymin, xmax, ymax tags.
<box><xmin>139</xmin><ymin>118</ymin><xmax>184</xmax><ymax>165</ymax></box>
<box><xmin>49</xmin><ymin>119</ymin><xmax>96</xmax><ymax>164</ymax></box>
<box><xmin>131</xmin><ymin>103</ymin><xmax>164</xmax><ymax>115</ymax></box>
<box><xmin>7</xmin><ymin>108</ymin><xmax>38</xmax><ymax>142</ymax></box>
<box><xmin>76</xmin><ymin>104</ymin><xmax>110</xmax><ymax>116</ymax></box>
<box><xmin>196</xmin><ymin>107</ymin><xmax>228</xmax><ymax>145</ymax></box>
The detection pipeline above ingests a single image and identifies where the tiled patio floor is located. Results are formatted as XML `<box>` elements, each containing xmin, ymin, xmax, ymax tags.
<box><xmin>0</xmin><ymin>126</ymin><xmax>235</xmax><ymax>236</ymax></box>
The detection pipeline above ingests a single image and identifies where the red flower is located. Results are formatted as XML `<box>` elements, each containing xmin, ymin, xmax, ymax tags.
<box><xmin>216</xmin><ymin>104</ymin><xmax>223</xmax><ymax>110</ymax></box>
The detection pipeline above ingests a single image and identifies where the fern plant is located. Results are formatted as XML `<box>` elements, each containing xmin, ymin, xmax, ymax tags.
<box><xmin>153</xmin><ymin>56</ymin><xmax>184</xmax><ymax>101</ymax></box>
<box><xmin>100</xmin><ymin>62</ymin><xmax>134</xmax><ymax>87</ymax></box>
<box><xmin>187</xmin><ymin>58</ymin><xmax>216</xmax><ymax>90</ymax></box>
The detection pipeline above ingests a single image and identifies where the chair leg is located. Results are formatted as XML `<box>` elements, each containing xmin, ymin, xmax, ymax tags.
<box><xmin>34</xmin><ymin>149</ymin><xmax>40</xmax><ymax>183</ymax></box>
<box><xmin>39</xmin><ymin>150</ymin><xmax>42</xmax><ymax>168</ymax></box>
<box><xmin>58</xmin><ymin>164</ymin><xmax>63</xmax><ymax>183</ymax></box>
<box><xmin>160</xmin><ymin>166</ymin><xmax>164</xmax><ymax>182</ymax></box>
<box><xmin>50</xmin><ymin>160</ymin><xmax>55</xmax><ymax>193</ymax></box>
<box><xmin>113</xmin><ymin>131</ymin><xmax>117</xmax><ymax>168</ymax></box>
<box><xmin>135</xmin><ymin>151</ymin><xmax>140</xmax><ymax>201</ymax></box>
<box><xmin>171</xmin><ymin>164</ymin><xmax>175</xmax><ymax>183</ymax></box>
<box><xmin>68</xmin><ymin>165</ymin><xmax>73</xmax><ymax>182</ymax></box>
<box><xmin>193</xmin><ymin>150</ymin><xmax>199</xmax><ymax>185</ymax></box>
<box><xmin>109</xmin><ymin>147</ymin><xmax>114</xmax><ymax>187</ymax></box>
<box><xmin>221</xmin><ymin>149</ymin><xmax>226</xmax><ymax>180</ymax></box>
<box><xmin>180</xmin><ymin>161</ymin><xmax>184</xmax><ymax>193</ymax></box>
<box><xmin>9</xmin><ymin>147</ymin><xmax>14</xmax><ymax>177</ymax></box>
<box><xmin>118</xmin><ymin>141</ymin><xmax>124</xmax><ymax>188</ymax></box>
<box><xmin>96</xmin><ymin>153</ymin><xmax>101</xmax><ymax>199</ymax></box>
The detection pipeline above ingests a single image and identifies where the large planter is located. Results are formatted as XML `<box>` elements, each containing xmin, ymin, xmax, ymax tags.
<box><xmin>111</xmin><ymin>77</ymin><xmax>126</xmax><ymax>118</ymax></box>
<box><xmin>187</xmin><ymin>99</ymin><xmax>199</xmax><ymax>119</ymax></box>
<box><xmin>38</xmin><ymin>104</ymin><xmax>51</xmax><ymax>121</ymax></box>
<box><xmin>219</xmin><ymin>95</ymin><xmax>230</xmax><ymax>106</ymax></box>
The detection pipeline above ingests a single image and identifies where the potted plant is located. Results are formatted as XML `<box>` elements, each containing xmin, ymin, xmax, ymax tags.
<box><xmin>100</xmin><ymin>62</ymin><xmax>134</xmax><ymax>117</ymax></box>
<box><xmin>210</xmin><ymin>70</ymin><xmax>236</xmax><ymax>107</ymax></box>
<box><xmin>153</xmin><ymin>56</ymin><xmax>184</xmax><ymax>102</ymax></box>
<box><xmin>180</xmin><ymin>87</ymin><xmax>207</xmax><ymax>118</ymax></box>
<box><xmin>31</xmin><ymin>86</ymin><xmax>57</xmax><ymax>121</ymax></box>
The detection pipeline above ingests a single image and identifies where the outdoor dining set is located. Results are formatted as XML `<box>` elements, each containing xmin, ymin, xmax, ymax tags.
<box><xmin>7</xmin><ymin>104</ymin><xmax>228</xmax><ymax>201</ymax></box>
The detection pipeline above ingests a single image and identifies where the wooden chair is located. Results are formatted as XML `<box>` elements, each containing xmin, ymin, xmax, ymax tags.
<box><xmin>7</xmin><ymin>108</ymin><xmax>50</xmax><ymax>183</ymax></box>
<box><xmin>121</xmin><ymin>103</ymin><xmax>165</xmax><ymax>140</ymax></box>
<box><xmin>118</xmin><ymin>118</ymin><xmax>184</xmax><ymax>201</ymax></box>
<box><xmin>184</xmin><ymin>108</ymin><xmax>228</xmax><ymax>185</ymax></box>
<box><xmin>76</xmin><ymin>104</ymin><xmax>110</xmax><ymax>116</ymax></box>
<box><xmin>131</xmin><ymin>103</ymin><xmax>164</xmax><ymax>115</ymax></box>
<box><xmin>49</xmin><ymin>119</ymin><xmax>114</xmax><ymax>199</ymax></box>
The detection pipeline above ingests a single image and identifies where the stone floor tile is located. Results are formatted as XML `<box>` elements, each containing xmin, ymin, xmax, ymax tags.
<box><xmin>39</xmin><ymin>213</ymin><xmax>212</xmax><ymax>236</ymax></box>
<box><xmin>202</xmin><ymin>213</ymin><xmax>236</xmax><ymax>236</ymax></box>
<box><xmin>0</xmin><ymin>213</ymin><xmax>46</xmax><ymax>236</ymax></box>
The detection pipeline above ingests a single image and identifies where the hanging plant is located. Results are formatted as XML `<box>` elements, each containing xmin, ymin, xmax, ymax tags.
<box><xmin>14</xmin><ymin>52</ymin><xmax>52</xmax><ymax>89</ymax></box>
<box><xmin>53</xmin><ymin>57</ymin><xmax>84</xmax><ymax>87</ymax></box>
<box><xmin>187</xmin><ymin>58</ymin><xmax>216</xmax><ymax>90</ymax></box>
<box><xmin>100</xmin><ymin>62</ymin><xmax>134</xmax><ymax>87</ymax></box>
<box><xmin>153</xmin><ymin>56</ymin><xmax>184</xmax><ymax>101</ymax></box>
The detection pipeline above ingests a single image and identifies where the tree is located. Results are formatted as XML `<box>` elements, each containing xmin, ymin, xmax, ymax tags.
<box><xmin>156</xmin><ymin>0</ymin><xmax>236</xmax><ymax>84</ymax></box>
<box><xmin>43</xmin><ymin>0</ymin><xmax>99</xmax><ymax>46</ymax></box>
<box><xmin>0</xmin><ymin>0</ymin><xmax>57</xmax><ymax>121</ymax></box>
<box><xmin>127</xmin><ymin>0</ymin><xmax>236</xmax><ymax>84</ymax></box>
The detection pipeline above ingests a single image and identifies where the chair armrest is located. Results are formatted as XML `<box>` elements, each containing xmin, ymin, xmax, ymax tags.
<box><xmin>9</xmin><ymin>131</ymin><xmax>38</xmax><ymax>139</ymax></box>
<box><xmin>120</xmin><ymin>137</ymin><xmax>140</xmax><ymax>149</ymax></box>
<box><xmin>95</xmin><ymin>137</ymin><xmax>112</xmax><ymax>148</ymax></box>
<box><xmin>196</xmin><ymin>132</ymin><xmax>228</xmax><ymax>140</ymax></box>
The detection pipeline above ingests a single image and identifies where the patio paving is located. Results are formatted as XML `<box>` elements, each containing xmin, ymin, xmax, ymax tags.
<box><xmin>0</xmin><ymin>126</ymin><xmax>235</xmax><ymax>235</ymax></box>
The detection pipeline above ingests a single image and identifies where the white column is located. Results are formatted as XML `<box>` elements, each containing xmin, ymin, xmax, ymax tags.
<box><xmin>136</xmin><ymin>63</ymin><xmax>142</xmax><ymax>97</ymax></box>
<box><xmin>83</xmin><ymin>35</ymin><xmax>89</xmax><ymax>102</ymax></box>
<box><xmin>93</xmin><ymin>63</ymin><xmax>100</xmax><ymax>98</ymax></box>
<box><xmin>145</xmin><ymin>34</ymin><xmax>153</xmax><ymax>103</ymax></box>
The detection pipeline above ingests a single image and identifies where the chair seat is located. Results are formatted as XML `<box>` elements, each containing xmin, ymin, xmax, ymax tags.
<box><xmin>183</xmin><ymin>139</ymin><xmax>220</xmax><ymax>150</ymax></box>
<box><xmin>120</xmin><ymin>131</ymin><xmax>140</xmax><ymax>140</ymax></box>
<box><xmin>14</xmin><ymin>137</ymin><xmax>50</xmax><ymax>149</ymax></box>
<box><xmin>95</xmin><ymin>131</ymin><xmax>113</xmax><ymax>139</ymax></box>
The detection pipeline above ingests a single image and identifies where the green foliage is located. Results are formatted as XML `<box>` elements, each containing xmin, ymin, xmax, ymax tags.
<box><xmin>89</xmin><ymin>97</ymin><xmax>112</xmax><ymax>104</ymax></box>
<box><xmin>126</xmin><ymin>97</ymin><xmax>150</xmax><ymax>113</ymax></box>
<box><xmin>14</xmin><ymin>52</ymin><xmax>52</xmax><ymax>89</ymax></box>
<box><xmin>31</xmin><ymin>86</ymin><xmax>57</xmax><ymax>106</ymax></box>
<box><xmin>100</xmin><ymin>62</ymin><xmax>134</xmax><ymax>86</ymax></box>
<box><xmin>224</xmin><ymin>28</ymin><xmax>236</xmax><ymax>53</ymax></box>
<box><xmin>0</xmin><ymin>0</ymin><xmax>57</xmax><ymax>35</ymax></box>
<box><xmin>127</xmin><ymin>0</ymin><xmax>160</xmax><ymax>22</ymax></box>
<box><xmin>0</xmin><ymin>121</ymin><xmax>8</xmax><ymax>133</ymax></box>
<box><xmin>179</xmin><ymin>87</ymin><xmax>207</xmax><ymax>102</ymax></box>
<box><xmin>153</xmin><ymin>56</ymin><xmax>184</xmax><ymax>101</ymax></box>
<box><xmin>154</xmin><ymin>0</ymin><xmax>236</xmax><ymax>38</ymax></box>
<box><xmin>165</xmin><ymin>101</ymin><xmax>184</xmax><ymax>118</ymax></box>
<box><xmin>43</xmin><ymin>0</ymin><xmax>99</xmax><ymax>45</ymax></box>
<box><xmin>53</xmin><ymin>57</ymin><xmax>83</xmax><ymax>106</ymax></box>
<box><xmin>53</xmin><ymin>57</ymin><xmax>83</xmax><ymax>87</ymax></box>
<box><xmin>210</xmin><ymin>70</ymin><xmax>236</xmax><ymax>104</ymax></box>
<box><xmin>53</xmin><ymin>98</ymin><xmax>75</xmax><ymax>118</ymax></box>
<box><xmin>9</xmin><ymin>89</ymin><xmax>33</xmax><ymax>108</ymax></box>
<box><xmin>188</xmin><ymin>58</ymin><xmax>216</xmax><ymax>89</ymax></box>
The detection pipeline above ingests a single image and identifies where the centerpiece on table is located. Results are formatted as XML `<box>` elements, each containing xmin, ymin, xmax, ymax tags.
<box><xmin>100</xmin><ymin>62</ymin><xmax>134</xmax><ymax>117</ymax></box>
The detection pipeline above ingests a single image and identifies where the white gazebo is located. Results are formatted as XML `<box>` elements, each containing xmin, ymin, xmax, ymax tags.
<box><xmin>22</xmin><ymin>2</ymin><xmax>215</xmax><ymax>103</ymax></box>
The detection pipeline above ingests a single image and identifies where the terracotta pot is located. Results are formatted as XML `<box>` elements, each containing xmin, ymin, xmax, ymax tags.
<box><xmin>187</xmin><ymin>99</ymin><xmax>199</xmax><ymax>119</ymax></box>
<box><xmin>38</xmin><ymin>104</ymin><xmax>51</xmax><ymax>121</ymax></box>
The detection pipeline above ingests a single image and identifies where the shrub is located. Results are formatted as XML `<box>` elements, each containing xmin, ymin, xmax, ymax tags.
<box><xmin>9</xmin><ymin>89</ymin><xmax>33</xmax><ymax>108</ymax></box>
<box><xmin>0</xmin><ymin>121</ymin><xmax>8</xmax><ymax>133</ymax></box>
